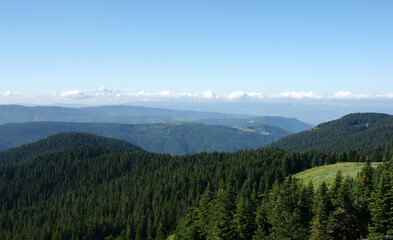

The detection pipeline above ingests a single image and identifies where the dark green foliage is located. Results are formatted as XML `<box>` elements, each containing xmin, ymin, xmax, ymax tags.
<box><xmin>310</xmin><ymin>182</ymin><xmax>332</xmax><ymax>239</ymax></box>
<box><xmin>1</xmin><ymin>131</ymin><xmax>393</xmax><ymax>239</ymax></box>
<box><xmin>0</xmin><ymin>143</ymin><xmax>337</xmax><ymax>240</ymax></box>
<box><xmin>368</xmin><ymin>167</ymin><xmax>393</xmax><ymax>236</ymax></box>
<box><xmin>271</xmin><ymin>113</ymin><xmax>393</xmax><ymax>152</ymax></box>
<box><xmin>0</xmin><ymin>132</ymin><xmax>144</xmax><ymax>165</ymax></box>
<box><xmin>327</xmin><ymin>178</ymin><xmax>357</xmax><ymax>239</ymax></box>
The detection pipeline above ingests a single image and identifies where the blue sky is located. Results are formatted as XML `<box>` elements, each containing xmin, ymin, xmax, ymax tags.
<box><xmin>0</xmin><ymin>0</ymin><xmax>392</xmax><ymax>104</ymax></box>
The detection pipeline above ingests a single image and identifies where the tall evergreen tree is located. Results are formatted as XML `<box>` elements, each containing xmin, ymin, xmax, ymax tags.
<box><xmin>210</xmin><ymin>186</ymin><xmax>238</xmax><ymax>240</ymax></box>
<box><xmin>327</xmin><ymin>178</ymin><xmax>357</xmax><ymax>239</ymax></box>
<box><xmin>235</xmin><ymin>192</ymin><xmax>257</xmax><ymax>240</ymax></box>
<box><xmin>368</xmin><ymin>168</ymin><xmax>393</xmax><ymax>236</ymax></box>
<box><xmin>310</xmin><ymin>182</ymin><xmax>332</xmax><ymax>240</ymax></box>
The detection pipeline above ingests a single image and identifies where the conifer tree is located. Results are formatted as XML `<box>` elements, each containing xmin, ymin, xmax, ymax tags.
<box><xmin>210</xmin><ymin>186</ymin><xmax>238</xmax><ymax>240</ymax></box>
<box><xmin>327</xmin><ymin>178</ymin><xmax>357</xmax><ymax>239</ymax></box>
<box><xmin>310</xmin><ymin>182</ymin><xmax>332</xmax><ymax>240</ymax></box>
<box><xmin>368</xmin><ymin>168</ymin><xmax>393</xmax><ymax>236</ymax></box>
<box><xmin>155</xmin><ymin>222</ymin><xmax>167</xmax><ymax>240</ymax></box>
<box><xmin>235</xmin><ymin>191</ymin><xmax>257</xmax><ymax>240</ymax></box>
<box><xmin>253</xmin><ymin>195</ymin><xmax>270</xmax><ymax>240</ymax></box>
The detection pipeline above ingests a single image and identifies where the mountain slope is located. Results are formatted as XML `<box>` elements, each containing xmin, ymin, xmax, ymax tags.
<box><xmin>0</xmin><ymin>121</ymin><xmax>290</xmax><ymax>155</ymax></box>
<box><xmin>271</xmin><ymin>113</ymin><xmax>393</xmax><ymax>152</ymax></box>
<box><xmin>0</xmin><ymin>132</ymin><xmax>144</xmax><ymax>165</ymax></box>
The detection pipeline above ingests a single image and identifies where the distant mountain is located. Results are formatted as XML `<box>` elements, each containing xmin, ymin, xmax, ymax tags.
<box><xmin>0</xmin><ymin>121</ymin><xmax>290</xmax><ymax>155</ymax></box>
<box><xmin>0</xmin><ymin>105</ymin><xmax>311</xmax><ymax>133</ymax></box>
<box><xmin>0</xmin><ymin>132</ymin><xmax>144</xmax><ymax>165</ymax></box>
<box><xmin>270</xmin><ymin>113</ymin><xmax>393</xmax><ymax>152</ymax></box>
<box><xmin>0</xmin><ymin>104</ymin><xmax>255</xmax><ymax>125</ymax></box>
<box><xmin>195</xmin><ymin>116</ymin><xmax>312</xmax><ymax>133</ymax></box>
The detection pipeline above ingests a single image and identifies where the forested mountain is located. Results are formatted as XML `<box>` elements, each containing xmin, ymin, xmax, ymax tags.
<box><xmin>1</xmin><ymin>134</ymin><xmax>393</xmax><ymax>239</ymax></box>
<box><xmin>271</xmin><ymin>113</ymin><xmax>393</xmax><ymax>152</ymax></box>
<box><xmin>0</xmin><ymin>121</ymin><xmax>289</xmax><ymax>155</ymax></box>
<box><xmin>0</xmin><ymin>132</ymin><xmax>144</xmax><ymax>166</ymax></box>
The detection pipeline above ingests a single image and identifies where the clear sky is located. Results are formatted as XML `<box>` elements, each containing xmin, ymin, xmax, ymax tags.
<box><xmin>0</xmin><ymin>0</ymin><xmax>392</xmax><ymax>104</ymax></box>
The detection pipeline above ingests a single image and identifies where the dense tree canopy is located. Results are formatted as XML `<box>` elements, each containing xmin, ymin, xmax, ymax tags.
<box><xmin>1</xmin><ymin>133</ymin><xmax>393</xmax><ymax>239</ymax></box>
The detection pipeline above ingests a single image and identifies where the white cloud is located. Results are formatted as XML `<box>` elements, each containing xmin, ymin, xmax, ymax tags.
<box><xmin>2</xmin><ymin>91</ymin><xmax>14</xmax><ymax>97</ymax></box>
<box><xmin>225</xmin><ymin>91</ymin><xmax>246</xmax><ymax>100</ymax></box>
<box><xmin>247</xmin><ymin>92</ymin><xmax>264</xmax><ymax>99</ymax></box>
<box><xmin>202</xmin><ymin>90</ymin><xmax>216</xmax><ymax>99</ymax></box>
<box><xmin>376</xmin><ymin>93</ymin><xmax>393</xmax><ymax>98</ymax></box>
<box><xmin>3</xmin><ymin>87</ymin><xmax>393</xmax><ymax>105</ymax></box>
<box><xmin>158</xmin><ymin>90</ymin><xmax>171</xmax><ymax>97</ymax></box>
<box><xmin>331</xmin><ymin>91</ymin><xmax>371</xmax><ymax>99</ymax></box>
<box><xmin>60</xmin><ymin>90</ymin><xmax>85</xmax><ymax>98</ymax></box>
<box><xmin>268</xmin><ymin>91</ymin><xmax>322</xmax><ymax>99</ymax></box>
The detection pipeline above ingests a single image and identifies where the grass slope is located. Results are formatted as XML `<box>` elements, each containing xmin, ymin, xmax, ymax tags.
<box><xmin>293</xmin><ymin>162</ymin><xmax>381</xmax><ymax>189</ymax></box>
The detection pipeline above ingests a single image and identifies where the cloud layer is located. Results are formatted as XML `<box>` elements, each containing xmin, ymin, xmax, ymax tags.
<box><xmin>1</xmin><ymin>87</ymin><xmax>393</xmax><ymax>105</ymax></box>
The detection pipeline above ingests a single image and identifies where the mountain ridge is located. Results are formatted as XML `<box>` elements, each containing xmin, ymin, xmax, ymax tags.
<box><xmin>270</xmin><ymin>112</ymin><xmax>393</xmax><ymax>152</ymax></box>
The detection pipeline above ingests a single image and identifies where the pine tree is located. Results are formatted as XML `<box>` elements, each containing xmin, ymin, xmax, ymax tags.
<box><xmin>327</xmin><ymin>178</ymin><xmax>357</xmax><ymax>239</ymax></box>
<box><xmin>368</xmin><ymin>168</ymin><xmax>393</xmax><ymax>236</ymax></box>
<box><xmin>253</xmin><ymin>194</ymin><xmax>270</xmax><ymax>240</ymax></box>
<box><xmin>329</xmin><ymin>170</ymin><xmax>343</xmax><ymax>207</ymax></box>
<box><xmin>310</xmin><ymin>182</ymin><xmax>332</xmax><ymax>240</ymax></box>
<box><xmin>155</xmin><ymin>222</ymin><xmax>167</xmax><ymax>240</ymax></box>
<box><xmin>235</xmin><ymin>192</ymin><xmax>257</xmax><ymax>240</ymax></box>
<box><xmin>295</xmin><ymin>182</ymin><xmax>313</xmax><ymax>239</ymax></box>
<box><xmin>210</xmin><ymin>186</ymin><xmax>238</xmax><ymax>240</ymax></box>
<box><xmin>267</xmin><ymin>178</ymin><xmax>304</xmax><ymax>239</ymax></box>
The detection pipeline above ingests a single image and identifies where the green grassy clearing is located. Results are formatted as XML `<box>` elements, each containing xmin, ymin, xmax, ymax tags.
<box><xmin>293</xmin><ymin>162</ymin><xmax>381</xmax><ymax>189</ymax></box>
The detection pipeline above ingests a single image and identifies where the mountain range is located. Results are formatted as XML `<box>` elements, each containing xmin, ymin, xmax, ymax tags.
<box><xmin>0</xmin><ymin>104</ymin><xmax>312</xmax><ymax>131</ymax></box>
<box><xmin>0</xmin><ymin>121</ymin><xmax>290</xmax><ymax>155</ymax></box>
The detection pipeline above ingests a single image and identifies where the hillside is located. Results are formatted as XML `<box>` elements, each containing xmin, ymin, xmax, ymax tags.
<box><xmin>0</xmin><ymin>135</ymin><xmax>391</xmax><ymax>239</ymax></box>
<box><xmin>0</xmin><ymin>121</ymin><xmax>290</xmax><ymax>155</ymax></box>
<box><xmin>0</xmin><ymin>132</ymin><xmax>144</xmax><ymax>166</ymax></box>
<box><xmin>270</xmin><ymin>113</ymin><xmax>393</xmax><ymax>152</ymax></box>
<box><xmin>293</xmin><ymin>162</ymin><xmax>381</xmax><ymax>189</ymax></box>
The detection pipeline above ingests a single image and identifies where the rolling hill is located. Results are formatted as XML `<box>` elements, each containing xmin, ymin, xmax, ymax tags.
<box><xmin>270</xmin><ymin>113</ymin><xmax>393</xmax><ymax>152</ymax></box>
<box><xmin>0</xmin><ymin>121</ymin><xmax>290</xmax><ymax>155</ymax></box>
<box><xmin>0</xmin><ymin>132</ymin><xmax>144</xmax><ymax>166</ymax></box>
